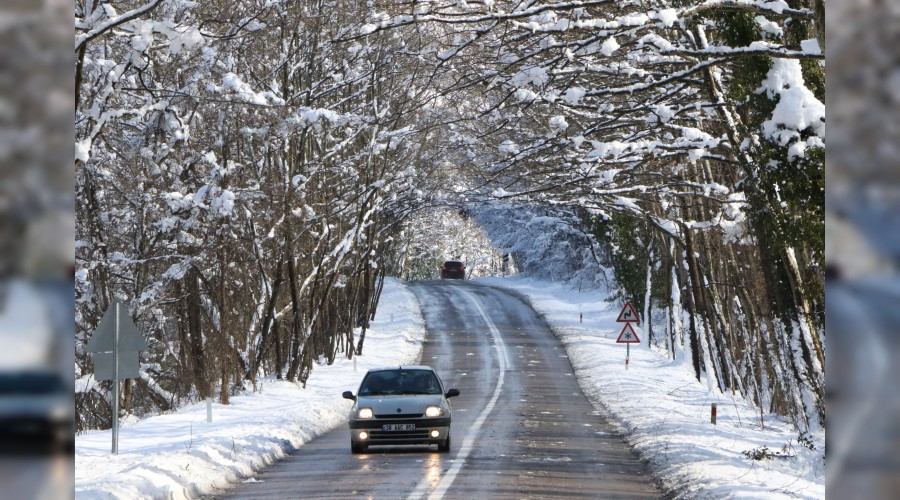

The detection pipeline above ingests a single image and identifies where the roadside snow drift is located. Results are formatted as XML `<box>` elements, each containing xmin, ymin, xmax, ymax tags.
<box><xmin>75</xmin><ymin>278</ymin><xmax>425</xmax><ymax>499</ymax></box>
<box><xmin>480</xmin><ymin>276</ymin><xmax>825</xmax><ymax>500</ymax></box>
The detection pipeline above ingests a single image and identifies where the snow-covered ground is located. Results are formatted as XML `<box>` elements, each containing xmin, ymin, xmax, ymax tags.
<box><xmin>74</xmin><ymin>278</ymin><xmax>426</xmax><ymax>499</ymax></box>
<box><xmin>76</xmin><ymin>276</ymin><xmax>825</xmax><ymax>499</ymax></box>
<box><xmin>480</xmin><ymin>276</ymin><xmax>826</xmax><ymax>500</ymax></box>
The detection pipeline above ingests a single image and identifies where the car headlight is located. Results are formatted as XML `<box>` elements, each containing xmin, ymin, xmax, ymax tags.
<box><xmin>356</xmin><ymin>407</ymin><xmax>374</xmax><ymax>419</ymax></box>
<box><xmin>425</xmin><ymin>406</ymin><xmax>443</xmax><ymax>417</ymax></box>
<box><xmin>50</xmin><ymin>405</ymin><xmax>71</xmax><ymax>421</ymax></box>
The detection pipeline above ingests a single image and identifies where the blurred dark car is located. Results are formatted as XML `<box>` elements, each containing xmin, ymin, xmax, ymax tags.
<box><xmin>440</xmin><ymin>260</ymin><xmax>466</xmax><ymax>279</ymax></box>
<box><xmin>0</xmin><ymin>371</ymin><xmax>74</xmax><ymax>452</ymax></box>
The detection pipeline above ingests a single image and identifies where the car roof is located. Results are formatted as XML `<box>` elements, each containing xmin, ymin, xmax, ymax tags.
<box><xmin>367</xmin><ymin>365</ymin><xmax>435</xmax><ymax>373</ymax></box>
<box><xmin>443</xmin><ymin>260</ymin><xmax>463</xmax><ymax>263</ymax></box>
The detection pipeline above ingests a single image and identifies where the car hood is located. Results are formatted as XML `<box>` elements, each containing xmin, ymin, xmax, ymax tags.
<box><xmin>0</xmin><ymin>394</ymin><xmax>72</xmax><ymax>419</ymax></box>
<box><xmin>356</xmin><ymin>394</ymin><xmax>445</xmax><ymax>416</ymax></box>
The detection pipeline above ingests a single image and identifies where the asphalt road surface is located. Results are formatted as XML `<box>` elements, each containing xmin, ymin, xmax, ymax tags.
<box><xmin>827</xmin><ymin>280</ymin><xmax>900</xmax><ymax>499</ymax></box>
<box><xmin>0</xmin><ymin>452</ymin><xmax>71</xmax><ymax>500</ymax></box>
<box><xmin>220</xmin><ymin>281</ymin><xmax>662</xmax><ymax>499</ymax></box>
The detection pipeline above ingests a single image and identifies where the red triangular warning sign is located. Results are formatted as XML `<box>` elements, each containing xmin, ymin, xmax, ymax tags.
<box><xmin>616</xmin><ymin>322</ymin><xmax>641</xmax><ymax>344</ymax></box>
<box><xmin>616</xmin><ymin>301</ymin><xmax>640</xmax><ymax>323</ymax></box>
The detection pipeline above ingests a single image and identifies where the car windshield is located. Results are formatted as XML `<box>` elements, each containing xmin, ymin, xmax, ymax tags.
<box><xmin>359</xmin><ymin>369</ymin><xmax>442</xmax><ymax>396</ymax></box>
<box><xmin>0</xmin><ymin>372</ymin><xmax>65</xmax><ymax>395</ymax></box>
<box><xmin>444</xmin><ymin>262</ymin><xmax>462</xmax><ymax>269</ymax></box>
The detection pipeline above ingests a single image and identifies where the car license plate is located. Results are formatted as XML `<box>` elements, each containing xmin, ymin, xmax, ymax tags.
<box><xmin>382</xmin><ymin>424</ymin><xmax>416</xmax><ymax>431</ymax></box>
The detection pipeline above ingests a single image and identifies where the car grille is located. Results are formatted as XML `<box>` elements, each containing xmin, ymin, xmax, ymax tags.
<box><xmin>367</xmin><ymin>429</ymin><xmax>432</xmax><ymax>442</ymax></box>
<box><xmin>375</xmin><ymin>413</ymin><xmax>423</xmax><ymax>419</ymax></box>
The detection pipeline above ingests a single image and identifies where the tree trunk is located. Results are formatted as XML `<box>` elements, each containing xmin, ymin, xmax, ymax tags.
<box><xmin>643</xmin><ymin>248</ymin><xmax>653</xmax><ymax>347</ymax></box>
<box><xmin>186</xmin><ymin>272</ymin><xmax>209</xmax><ymax>399</ymax></box>
<box><xmin>219</xmin><ymin>368</ymin><xmax>229</xmax><ymax>405</ymax></box>
<box><xmin>274</xmin><ymin>318</ymin><xmax>283</xmax><ymax>380</ymax></box>
<box><xmin>249</xmin><ymin>257</ymin><xmax>284</xmax><ymax>380</ymax></box>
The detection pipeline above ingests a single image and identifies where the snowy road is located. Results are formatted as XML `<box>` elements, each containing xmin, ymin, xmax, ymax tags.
<box><xmin>219</xmin><ymin>281</ymin><xmax>660</xmax><ymax>499</ymax></box>
<box><xmin>0</xmin><ymin>454</ymin><xmax>71</xmax><ymax>499</ymax></box>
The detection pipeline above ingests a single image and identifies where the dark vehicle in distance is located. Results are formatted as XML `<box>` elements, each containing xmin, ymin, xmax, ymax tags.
<box><xmin>0</xmin><ymin>371</ymin><xmax>74</xmax><ymax>452</ymax></box>
<box><xmin>343</xmin><ymin>366</ymin><xmax>460</xmax><ymax>454</ymax></box>
<box><xmin>440</xmin><ymin>260</ymin><xmax>466</xmax><ymax>279</ymax></box>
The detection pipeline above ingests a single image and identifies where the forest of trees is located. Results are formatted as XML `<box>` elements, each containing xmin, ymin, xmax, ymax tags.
<box><xmin>76</xmin><ymin>0</ymin><xmax>824</xmax><ymax>434</ymax></box>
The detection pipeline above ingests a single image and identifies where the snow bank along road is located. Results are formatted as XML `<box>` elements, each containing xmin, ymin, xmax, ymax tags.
<box><xmin>220</xmin><ymin>281</ymin><xmax>661</xmax><ymax>498</ymax></box>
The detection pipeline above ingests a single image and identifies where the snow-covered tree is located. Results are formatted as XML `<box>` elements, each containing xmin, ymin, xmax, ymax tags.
<box><xmin>355</xmin><ymin>0</ymin><xmax>824</xmax><ymax>430</ymax></box>
<box><xmin>75</xmin><ymin>0</ymin><xmax>825</xmax><ymax>433</ymax></box>
<box><xmin>75</xmin><ymin>0</ymin><xmax>454</xmax><ymax>428</ymax></box>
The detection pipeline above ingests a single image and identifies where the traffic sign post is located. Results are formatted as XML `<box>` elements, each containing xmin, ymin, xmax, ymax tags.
<box><xmin>85</xmin><ymin>300</ymin><xmax>148</xmax><ymax>454</ymax></box>
<box><xmin>616</xmin><ymin>302</ymin><xmax>641</xmax><ymax>369</ymax></box>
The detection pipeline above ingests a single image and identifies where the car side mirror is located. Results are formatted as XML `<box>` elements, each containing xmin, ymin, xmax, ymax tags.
<box><xmin>342</xmin><ymin>391</ymin><xmax>356</xmax><ymax>401</ymax></box>
<box><xmin>445</xmin><ymin>388</ymin><xmax>460</xmax><ymax>398</ymax></box>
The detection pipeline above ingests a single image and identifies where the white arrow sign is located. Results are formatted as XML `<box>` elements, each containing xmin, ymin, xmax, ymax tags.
<box><xmin>86</xmin><ymin>300</ymin><xmax>147</xmax><ymax>454</ymax></box>
<box><xmin>85</xmin><ymin>299</ymin><xmax>147</xmax><ymax>353</ymax></box>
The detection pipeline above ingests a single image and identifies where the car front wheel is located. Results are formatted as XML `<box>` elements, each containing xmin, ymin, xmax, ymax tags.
<box><xmin>351</xmin><ymin>442</ymin><xmax>367</xmax><ymax>454</ymax></box>
<box><xmin>438</xmin><ymin>434</ymin><xmax>451</xmax><ymax>453</ymax></box>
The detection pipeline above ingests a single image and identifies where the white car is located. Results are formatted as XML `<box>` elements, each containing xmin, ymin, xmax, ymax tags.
<box><xmin>343</xmin><ymin>366</ymin><xmax>459</xmax><ymax>454</ymax></box>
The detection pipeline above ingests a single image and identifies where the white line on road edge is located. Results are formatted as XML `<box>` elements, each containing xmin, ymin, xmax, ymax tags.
<box><xmin>408</xmin><ymin>288</ymin><xmax>509</xmax><ymax>500</ymax></box>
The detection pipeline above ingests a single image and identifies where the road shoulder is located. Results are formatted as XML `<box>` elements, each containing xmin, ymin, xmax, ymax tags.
<box><xmin>478</xmin><ymin>276</ymin><xmax>826</xmax><ymax>500</ymax></box>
